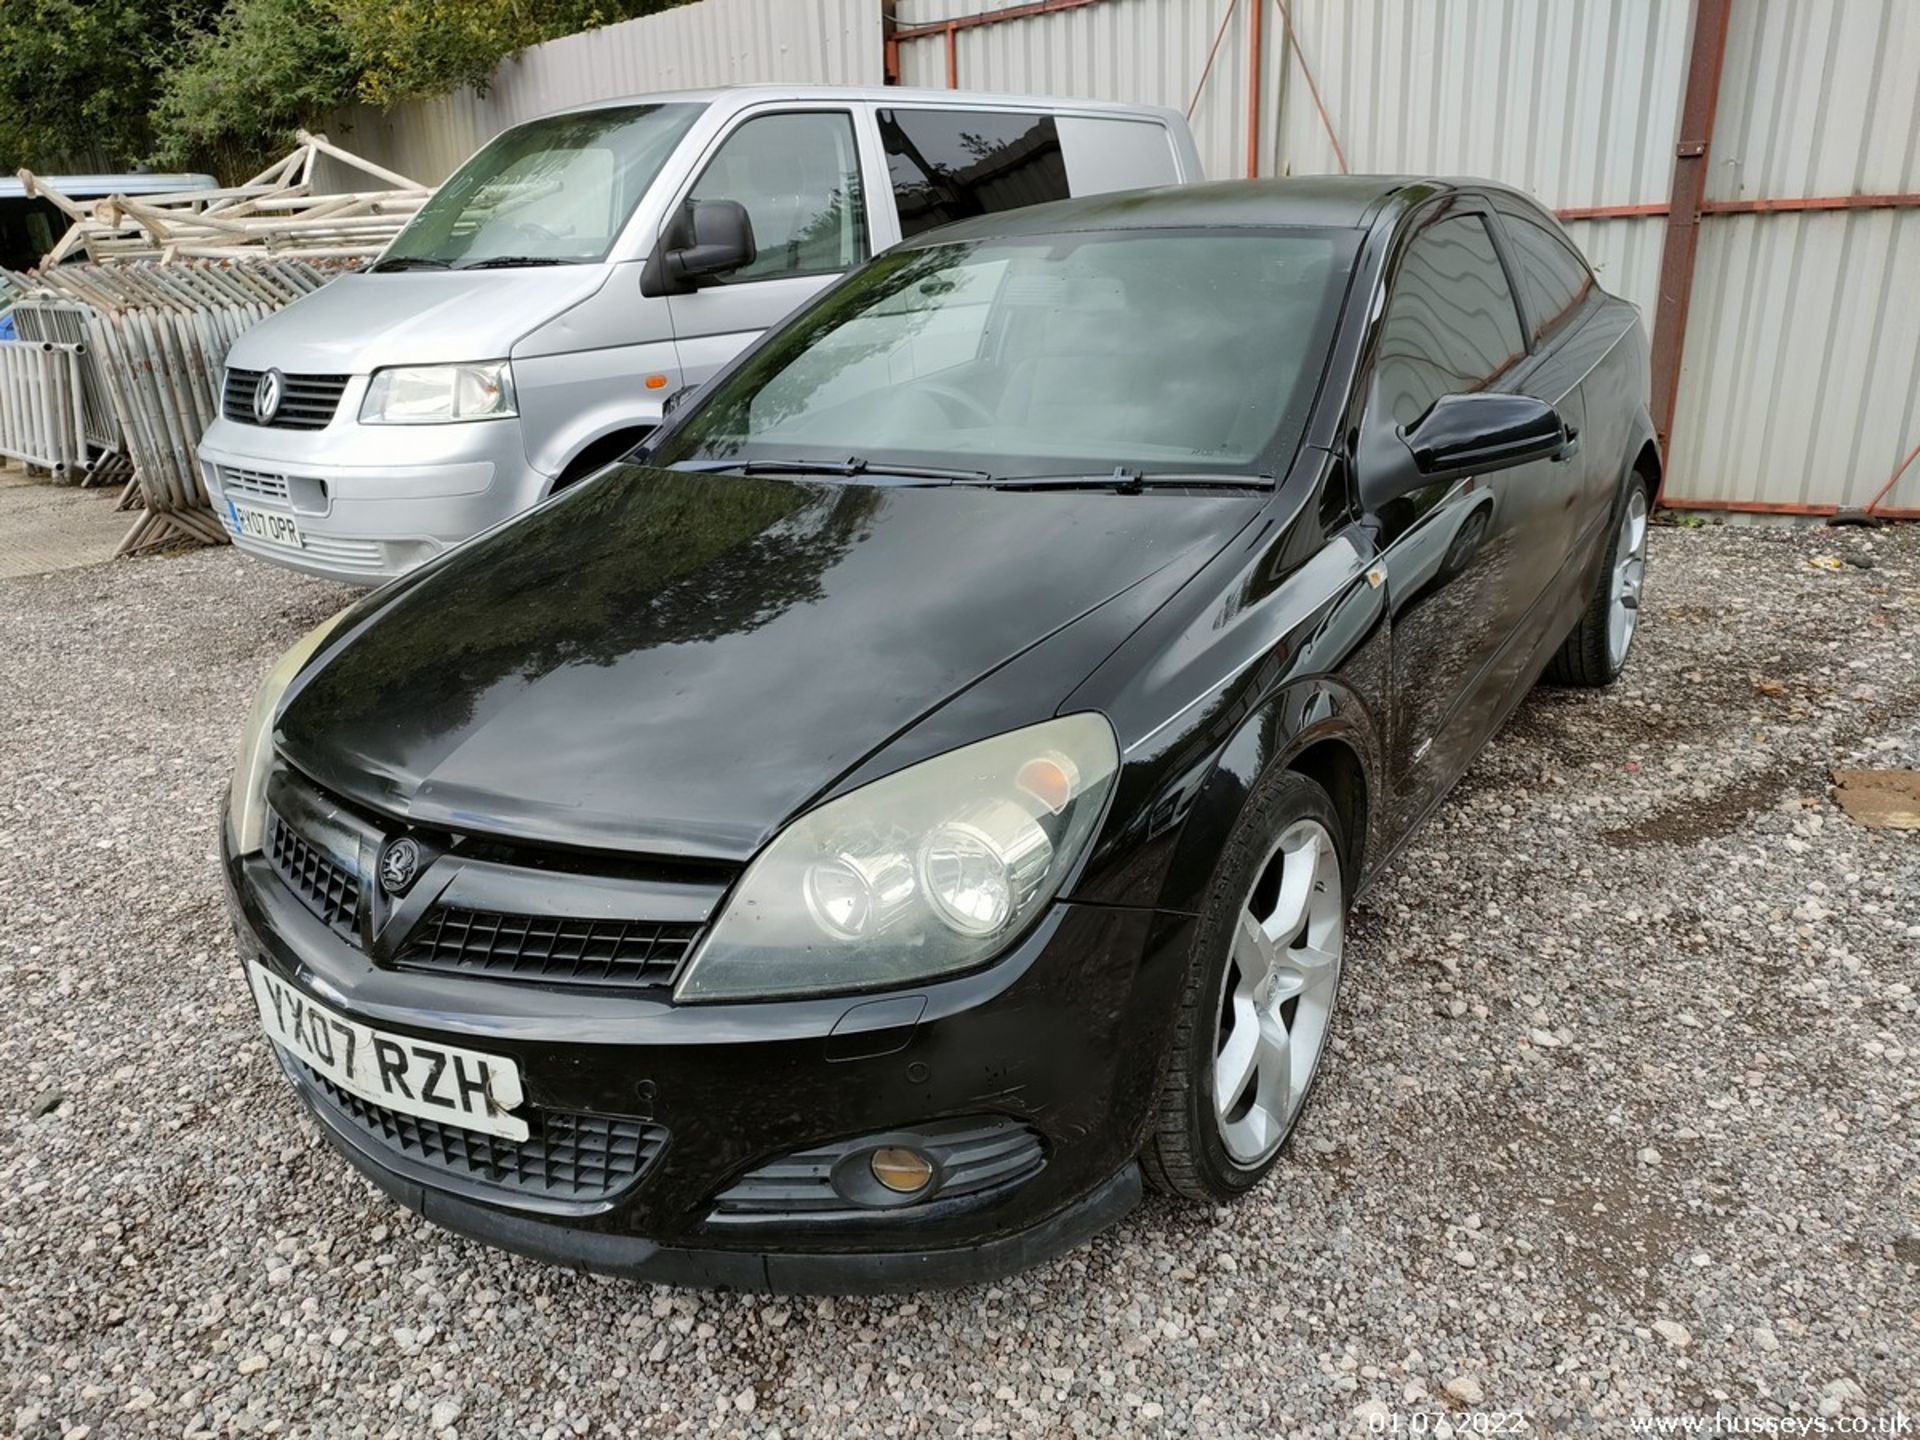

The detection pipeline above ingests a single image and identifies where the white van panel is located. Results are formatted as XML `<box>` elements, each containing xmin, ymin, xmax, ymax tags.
<box><xmin>1058</xmin><ymin>116</ymin><xmax>1184</xmax><ymax>194</ymax></box>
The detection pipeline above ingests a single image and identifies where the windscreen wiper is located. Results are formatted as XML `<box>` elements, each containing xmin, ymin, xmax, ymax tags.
<box><xmin>367</xmin><ymin>256</ymin><xmax>451</xmax><ymax>272</ymax></box>
<box><xmin>990</xmin><ymin>467</ymin><xmax>1276</xmax><ymax>493</ymax></box>
<box><xmin>456</xmin><ymin>256</ymin><xmax>581</xmax><ymax>270</ymax></box>
<box><xmin>677</xmin><ymin>457</ymin><xmax>993</xmax><ymax>484</ymax></box>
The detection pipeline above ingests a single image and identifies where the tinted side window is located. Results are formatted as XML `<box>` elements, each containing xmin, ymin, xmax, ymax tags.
<box><xmin>1371</xmin><ymin>214</ymin><xmax>1527</xmax><ymax>430</ymax></box>
<box><xmin>880</xmin><ymin>109</ymin><xmax>1070</xmax><ymax>240</ymax></box>
<box><xmin>1504</xmin><ymin>214</ymin><xmax>1594</xmax><ymax>343</ymax></box>
<box><xmin>686</xmin><ymin>111</ymin><xmax>867</xmax><ymax>283</ymax></box>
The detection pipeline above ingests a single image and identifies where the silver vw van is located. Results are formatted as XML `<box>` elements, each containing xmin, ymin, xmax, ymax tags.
<box><xmin>200</xmin><ymin>85</ymin><xmax>1202</xmax><ymax>584</ymax></box>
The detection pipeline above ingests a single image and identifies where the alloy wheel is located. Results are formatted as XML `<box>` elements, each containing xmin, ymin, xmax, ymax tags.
<box><xmin>1211</xmin><ymin>818</ymin><xmax>1344</xmax><ymax>1165</ymax></box>
<box><xmin>1608</xmin><ymin>487</ymin><xmax>1650</xmax><ymax>667</ymax></box>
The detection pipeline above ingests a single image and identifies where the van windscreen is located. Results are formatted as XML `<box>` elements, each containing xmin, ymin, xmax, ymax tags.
<box><xmin>379</xmin><ymin>103</ymin><xmax>702</xmax><ymax>269</ymax></box>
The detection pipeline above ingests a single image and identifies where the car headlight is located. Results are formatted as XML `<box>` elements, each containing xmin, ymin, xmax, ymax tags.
<box><xmin>227</xmin><ymin>610</ymin><xmax>351</xmax><ymax>853</ymax></box>
<box><xmin>675</xmin><ymin>714</ymin><xmax>1120</xmax><ymax>1003</ymax></box>
<box><xmin>360</xmin><ymin>361</ymin><xmax>516</xmax><ymax>424</ymax></box>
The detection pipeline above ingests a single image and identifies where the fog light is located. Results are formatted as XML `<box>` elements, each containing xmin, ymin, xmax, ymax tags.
<box><xmin>869</xmin><ymin>1146</ymin><xmax>934</xmax><ymax>1194</ymax></box>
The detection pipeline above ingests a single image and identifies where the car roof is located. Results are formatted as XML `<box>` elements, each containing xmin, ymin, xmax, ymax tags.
<box><xmin>898</xmin><ymin>176</ymin><xmax>1432</xmax><ymax>247</ymax></box>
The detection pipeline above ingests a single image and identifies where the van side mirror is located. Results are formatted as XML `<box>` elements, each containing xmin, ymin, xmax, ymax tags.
<box><xmin>1363</xmin><ymin>393</ymin><xmax>1576</xmax><ymax>508</ymax></box>
<box><xmin>641</xmin><ymin>200</ymin><xmax>756</xmax><ymax>297</ymax></box>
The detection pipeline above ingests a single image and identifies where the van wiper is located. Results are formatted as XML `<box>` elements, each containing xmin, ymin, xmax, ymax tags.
<box><xmin>679</xmin><ymin>457</ymin><xmax>992</xmax><ymax>484</ymax></box>
<box><xmin>368</xmin><ymin>256</ymin><xmax>450</xmax><ymax>272</ymax></box>
<box><xmin>456</xmin><ymin>255</ymin><xmax>582</xmax><ymax>270</ymax></box>
<box><xmin>991</xmin><ymin>467</ymin><xmax>1276</xmax><ymax>493</ymax></box>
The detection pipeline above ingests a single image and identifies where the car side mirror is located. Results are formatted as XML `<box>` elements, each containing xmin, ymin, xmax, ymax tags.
<box><xmin>1363</xmin><ymin>393</ymin><xmax>1576</xmax><ymax>508</ymax></box>
<box><xmin>641</xmin><ymin>199</ymin><xmax>756</xmax><ymax>297</ymax></box>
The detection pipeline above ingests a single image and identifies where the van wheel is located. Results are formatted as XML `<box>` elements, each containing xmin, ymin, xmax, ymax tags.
<box><xmin>1142</xmin><ymin>771</ymin><xmax>1349</xmax><ymax>1202</ymax></box>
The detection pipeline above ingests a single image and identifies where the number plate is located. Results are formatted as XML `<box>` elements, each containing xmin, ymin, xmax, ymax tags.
<box><xmin>229</xmin><ymin>501</ymin><xmax>304</xmax><ymax>550</ymax></box>
<box><xmin>247</xmin><ymin>961</ymin><xmax>528</xmax><ymax>1140</ymax></box>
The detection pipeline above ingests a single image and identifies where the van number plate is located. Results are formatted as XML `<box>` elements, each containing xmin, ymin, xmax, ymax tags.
<box><xmin>229</xmin><ymin>501</ymin><xmax>303</xmax><ymax>550</ymax></box>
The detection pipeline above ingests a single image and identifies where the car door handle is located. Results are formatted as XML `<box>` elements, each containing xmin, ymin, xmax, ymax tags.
<box><xmin>1551</xmin><ymin>427</ymin><xmax>1581</xmax><ymax>463</ymax></box>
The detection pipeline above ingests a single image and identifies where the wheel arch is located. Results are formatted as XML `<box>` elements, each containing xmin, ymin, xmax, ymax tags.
<box><xmin>1148</xmin><ymin>678</ymin><xmax>1384</xmax><ymax>918</ymax></box>
<box><xmin>1633</xmin><ymin>436</ymin><xmax>1661</xmax><ymax>492</ymax></box>
<box><xmin>546</xmin><ymin>424</ymin><xmax>657</xmax><ymax>495</ymax></box>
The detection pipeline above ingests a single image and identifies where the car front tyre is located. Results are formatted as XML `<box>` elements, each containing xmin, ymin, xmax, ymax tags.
<box><xmin>1543</xmin><ymin>472</ymin><xmax>1652</xmax><ymax>687</ymax></box>
<box><xmin>1142</xmin><ymin>770</ymin><xmax>1350</xmax><ymax>1202</ymax></box>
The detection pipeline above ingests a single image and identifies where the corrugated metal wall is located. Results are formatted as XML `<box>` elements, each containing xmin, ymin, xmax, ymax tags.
<box><xmin>894</xmin><ymin>0</ymin><xmax>1261</xmax><ymax>203</ymax></box>
<box><xmin>307</xmin><ymin>0</ymin><xmax>1919</xmax><ymax>513</ymax></box>
<box><xmin>896</xmin><ymin>0</ymin><xmax>1688</xmax><ymax>321</ymax></box>
<box><xmin>892</xmin><ymin>0</ymin><xmax>1920</xmax><ymax>514</ymax></box>
<box><xmin>1667</xmin><ymin>0</ymin><xmax>1920</xmax><ymax>512</ymax></box>
<box><xmin>312</xmin><ymin>0</ymin><xmax>881</xmax><ymax>189</ymax></box>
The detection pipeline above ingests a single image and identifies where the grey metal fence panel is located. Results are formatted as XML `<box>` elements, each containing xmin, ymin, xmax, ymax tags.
<box><xmin>0</xmin><ymin>341</ymin><xmax>88</xmax><ymax>474</ymax></box>
<box><xmin>10</xmin><ymin>299</ymin><xmax>122</xmax><ymax>451</ymax></box>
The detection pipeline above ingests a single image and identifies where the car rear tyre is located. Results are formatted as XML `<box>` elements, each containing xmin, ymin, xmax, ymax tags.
<box><xmin>1542</xmin><ymin>472</ymin><xmax>1651</xmax><ymax>687</ymax></box>
<box><xmin>1142</xmin><ymin>770</ymin><xmax>1349</xmax><ymax>1202</ymax></box>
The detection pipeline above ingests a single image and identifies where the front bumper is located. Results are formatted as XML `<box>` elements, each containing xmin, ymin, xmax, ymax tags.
<box><xmin>199</xmin><ymin>413</ymin><xmax>550</xmax><ymax>586</ymax></box>
<box><xmin>222</xmin><ymin>822</ymin><xmax>1194</xmax><ymax>1292</ymax></box>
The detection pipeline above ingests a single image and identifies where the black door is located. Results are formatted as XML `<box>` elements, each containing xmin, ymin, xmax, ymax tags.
<box><xmin>1359</xmin><ymin>205</ymin><xmax>1581</xmax><ymax>829</ymax></box>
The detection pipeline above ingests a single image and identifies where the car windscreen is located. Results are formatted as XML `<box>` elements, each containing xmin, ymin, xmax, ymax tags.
<box><xmin>379</xmin><ymin>103</ymin><xmax>702</xmax><ymax>268</ymax></box>
<box><xmin>652</xmin><ymin>227</ymin><xmax>1358</xmax><ymax>481</ymax></box>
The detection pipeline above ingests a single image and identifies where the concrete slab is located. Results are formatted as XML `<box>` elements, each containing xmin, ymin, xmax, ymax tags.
<box><xmin>0</xmin><ymin>468</ymin><xmax>130</xmax><ymax>579</ymax></box>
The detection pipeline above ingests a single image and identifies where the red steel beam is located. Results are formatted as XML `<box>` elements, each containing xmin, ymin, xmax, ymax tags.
<box><xmin>1245</xmin><ymin>0</ymin><xmax>1263</xmax><ymax>177</ymax></box>
<box><xmin>1275</xmin><ymin>0</ymin><xmax>1348</xmax><ymax>173</ymax></box>
<box><xmin>1702</xmin><ymin>191</ymin><xmax>1920</xmax><ymax>215</ymax></box>
<box><xmin>946</xmin><ymin>22</ymin><xmax>960</xmax><ymax>86</ymax></box>
<box><xmin>1661</xmin><ymin>496</ymin><xmax>1920</xmax><ymax>522</ymax></box>
<box><xmin>1557</xmin><ymin>194</ymin><xmax>1920</xmax><ymax>222</ymax></box>
<box><xmin>1647</xmin><ymin>0</ymin><xmax>1735</xmax><ymax>476</ymax></box>
<box><xmin>1556</xmin><ymin>202</ymin><xmax>1671</xmax><ymax>221</ymax></box>
<box><xmin>881</xmin><ymin>0</ymin><xmax>901</xmax><ymax>85</ymax></box>
<box><xmin>891</xmin><ymin>0</ymin><xmax>1101</xmax><ymax>43</ymax></box>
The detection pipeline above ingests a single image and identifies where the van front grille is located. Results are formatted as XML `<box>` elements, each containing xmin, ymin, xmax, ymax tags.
<box><xmin>223</xmin><ymin>368</ymin><xmax>350</xmax><ymax>430</ymax></box>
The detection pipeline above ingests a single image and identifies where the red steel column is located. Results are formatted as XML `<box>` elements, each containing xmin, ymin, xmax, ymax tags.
<box><xmin>1648</xmin><ymin>0</ymin><xmax>1735</xmax><ymax>475</ymax></box>
<box><xmin>1245</xmin><ymin>0</ymin><xmax>1264</xmax><ymax>177</ymax></box>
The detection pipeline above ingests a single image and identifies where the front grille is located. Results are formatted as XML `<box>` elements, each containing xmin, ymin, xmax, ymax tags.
<box><xmin>223</xmin><ymin>367</ymin><xmax>350</xmax><ymax>430</ymax></box>
<box><xmin>219</xmin><ymin>465</ymin><xmax>293</xmax><ymax>505</ymax></box>
<box><xmin>299</xmin><ymin>1060</ymin><xmax>666</xmax><ymax>1205</ymax></box>
<box><xmin>266</xmin><ymin>810</ymin><xmax>360</xmax><ymax>935</ymax></box>
<box><xmin>398</xmin><ymin>907</ymin><xmax>698</xmax><ymax>990</ymax></box>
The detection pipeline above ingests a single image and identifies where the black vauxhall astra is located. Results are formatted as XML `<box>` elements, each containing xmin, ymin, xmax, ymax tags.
<box><xmin>223</xmin><ymin>178</ymin><xmax>1657</xmax><ymax>1292</ymax></box>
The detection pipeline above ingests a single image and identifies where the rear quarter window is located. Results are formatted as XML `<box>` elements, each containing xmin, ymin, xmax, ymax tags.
<box><xmin>1503</xmin><ymin>213</ymin><xmax>1595</xmax><ymax>344</ymax></box>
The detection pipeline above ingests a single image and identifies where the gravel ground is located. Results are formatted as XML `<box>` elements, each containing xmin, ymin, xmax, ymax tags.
<box><xmin>2</xmin><ymin>526</ymin><xmax>1916</xmax><ymax>1438</ymax></box>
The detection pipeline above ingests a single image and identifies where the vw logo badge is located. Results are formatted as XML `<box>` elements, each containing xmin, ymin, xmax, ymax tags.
<box><xmin>252</xmin><ymin>367</ymin><xmax>284</xmax><ymax>424</ymax></box>
<box><xmin>379</xmin><ymin>838</ymin><xmax>421</xmax><ymax>896</ymax></box>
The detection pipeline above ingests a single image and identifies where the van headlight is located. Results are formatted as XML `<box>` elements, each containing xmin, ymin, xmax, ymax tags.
<box><xmin>675</xmin><ymin>714</ymin><xmax>1120</xmax><ymax>1003</ymax></box>
<box><xmin>228</xmin><ymin>611</ymin><xmax>351</xmax><ymax>853</ymax></box>
<box><xmin>360</xmin><ymin>361</ymin><xmax>516</xmax><ymax>424</ymax></box>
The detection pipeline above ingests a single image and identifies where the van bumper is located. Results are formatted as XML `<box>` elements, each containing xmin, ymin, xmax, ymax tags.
<box><xmin>199</xmin><ymin>415</ymin><xmax>550</xmax><ymax>587</ymax></box>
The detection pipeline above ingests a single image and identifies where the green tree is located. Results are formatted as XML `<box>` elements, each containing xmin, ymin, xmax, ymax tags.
<box><xmin>4</xmin><ymin>0</ymin><xmax>696</xmax><ymax>180</ymax></box>
<box><xmin>0</xmin><ymin>0</ymin><xmax>221</xmax><ymax>171</ymax></box>
<box><xmin>151</xmin><ymin>0</ymin><xmax>358</xmax><ymax>171</ymax></box>
<box><xmin>330</xmin><ymin>0</ymin><xmax>693</xmax><ymax>106</ymax></box>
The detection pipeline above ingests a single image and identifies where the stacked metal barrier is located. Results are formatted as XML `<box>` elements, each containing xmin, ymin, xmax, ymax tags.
<box><xmin>8</xmin><ymin>298</ymin><xmax>120</xmax><ymax>452</ymax></box>
<box><xmin>0</xmin><ymin>340</ymin><xmax>88</xmax><ymax>475</ymax></box>
<box><xmin>3</xmin><ymin>260</ymin><xmax>347</xmax><ymax>551</ymax></box>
